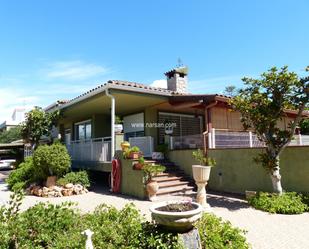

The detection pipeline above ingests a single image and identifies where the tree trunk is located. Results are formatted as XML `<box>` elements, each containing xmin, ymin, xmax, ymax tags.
<box><xmin>270</xmin><ymin>157</ymin><xmax>283</xmax><ymax>195</ymax></box>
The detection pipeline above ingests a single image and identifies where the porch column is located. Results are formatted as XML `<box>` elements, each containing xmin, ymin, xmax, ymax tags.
<box><xmin>106</xmin><ymin>89</ymin><xmax>115</xmax><ymax>159</ymax></box>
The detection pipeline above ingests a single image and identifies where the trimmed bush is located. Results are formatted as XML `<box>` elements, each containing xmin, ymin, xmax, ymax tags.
<box><xmin>196</xmin><ymin>213</ymin><xmax>249</xmax><ymax>249</ymax></box>
<box><xmin>6</xmin><ymin>157</ymin><xmax>35</xmax><ymax>190</ymax></box>
<box><xmin>57</xmin><ymin>171</ymin><xmax>90</xmax><ymax>188</ymax></box>
<box><xmin>248</xmin><ymin>192</ymin><xmax>308</xmax><ymax>214</ymax></box>
<box><xmin>33</xmin><ymin>143</ymin><xmax>71</xmax><ymax>179</ymax></box>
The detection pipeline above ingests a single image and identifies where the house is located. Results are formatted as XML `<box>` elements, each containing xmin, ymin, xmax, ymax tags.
<box><xmin>46</xmin><ymin>66</ymin><xmax>298</xmax><ymax>172</ymax></box>
<box><xmin>0</xmin><ymin>107</ymin><xmax>26</xmax><ymax>132</ymax></box>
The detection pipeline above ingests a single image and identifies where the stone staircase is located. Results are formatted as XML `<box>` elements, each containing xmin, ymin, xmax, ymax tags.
<box><xmin>145</xmin><ymin>159</ymin><xmax>196</xmax><ymax>197</ymax></box>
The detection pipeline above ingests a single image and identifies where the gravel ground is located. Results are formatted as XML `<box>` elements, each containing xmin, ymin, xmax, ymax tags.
<box><xmin>1</xmin><ymin>171</ymin><xmax>309</xmax><ymax>249</ymax></box>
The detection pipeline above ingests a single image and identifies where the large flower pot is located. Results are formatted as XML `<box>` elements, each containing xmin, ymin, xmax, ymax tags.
<box><xmin>150</xmin><ymin>201</ymin><xmax>203</xmax><ymax>232</ymax></box>
<box><xmin>192</xmin><ymin>165</ymin><xmax>211</xmax><ymax>182</ymax></box>
<box><xmin>192</xmin><ymin>165</ymin><xmax>212</xmax><ymax>208</ymax></box>
<box><xmin>121</xmin><ymin>141</ymin><xmax>130</xmax><ymax>151</ymax></box>
<box><xmin>146</xmin><ymin>180</ymin><xmax>159</xmax><ymax>200</ymax></box>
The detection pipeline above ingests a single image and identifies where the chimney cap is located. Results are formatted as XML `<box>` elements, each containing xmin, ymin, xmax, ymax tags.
<box><xmin>164</xmin><ymin>66</ymin><xmax>189</xmax><ymax>78</ymax></box>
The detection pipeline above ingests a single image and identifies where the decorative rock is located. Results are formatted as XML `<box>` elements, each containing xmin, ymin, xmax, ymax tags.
<box><xmin>53</xmin><ymin>186</ymin><xmax>62</xmax><ymax>192</ymax></box>
<box><xmin>28</xmin><ymin>183</ymin><xmax>88</xmax><ymax>198</ymax></box>
<box><xmin>62</xmin><ymin>188</ymin><xmax>73</xmax><ymax>196</ymax></box>
<box><xmin>65</xmin><ymin>183</ymin><xmax>74</xmax><ymax>189</ymax></box>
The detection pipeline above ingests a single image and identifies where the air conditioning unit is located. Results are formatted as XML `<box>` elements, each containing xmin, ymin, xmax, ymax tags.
<box><xmin>129</xmin><ymin>136</ymin><xmax>154</xmax><ymax>158</ymax></box>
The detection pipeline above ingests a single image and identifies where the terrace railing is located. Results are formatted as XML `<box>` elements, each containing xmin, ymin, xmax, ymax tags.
<box><xmin>207</xmin><ymin>128</ymin><xmax>309</xmax><ymax>149</ymax></box>
<box><xmin>169</xmin><ymin>134</ymin><xmax>204</xmax><ymax>150</ymax></box>
<box><xmin>66</xmin><ymin>137</ymin><xmax>112</xmax><ymax>162</ymax></box>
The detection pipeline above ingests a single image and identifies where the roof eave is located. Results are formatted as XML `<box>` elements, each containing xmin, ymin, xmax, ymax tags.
<box><xmin>59</xmin><ymin>83</ymin><xmax>173</xmax><ymax>110</ymax></box>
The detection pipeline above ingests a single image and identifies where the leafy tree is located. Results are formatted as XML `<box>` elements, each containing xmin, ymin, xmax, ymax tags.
<box><xmin>21</xmin><ymin>107</ymin><xmax>59</xmax><ymax>148</ymax></box>
<box><xmin>223</xmin><ymin>85</ymin><xmax>239</xmax><ymax>97</ymax></box>
<box><xmin>0</xmin><ymin>126</ymin><xmax>22</xmax><ymax>143</ymax></box>
<box><xmin>231</xmin><ymin>66</ymin><xmax>309</xmax><ymax>194</ymax></box>
<box><xmin>299</xmin><ymin>109</ymin><xmax>309</xmax><ymax>134</ymax></box>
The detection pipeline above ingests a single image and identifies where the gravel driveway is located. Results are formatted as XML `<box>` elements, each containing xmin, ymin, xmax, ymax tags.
<box><xmin>1</xmin><ymin>171</ymin><xmax>309</xmax><ymax>249</ymax></box>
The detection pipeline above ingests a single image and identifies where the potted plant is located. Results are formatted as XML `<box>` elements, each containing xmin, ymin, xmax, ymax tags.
<box><xmin>155</xmin><ymin>144</ymin><xmax>169</xmax><ymax>160</ymax></box>
<box><xmin>133</xmin><ymin>156</ymin><xmax>145</xmax><ymax>170</ymax></box>
<box><xmin>128</xmin><ymin>146</ymin><xmax>141</xmax><ymax>159</ymax></box>
<box><xmin>192</xmin><ymin>149</ymin><xmax>216</xmax><ymax>208</ymax></box>
<box><xmin>150</xmin><ymin>200</ymin><xmax>203</xmax><ymax>232</ymax></box>
<box><xmin>115</xmin><ymin>115</ymin><xmax>123</xmax><ymax>133</ymax></box>
<box><xmin>120</xmin><ymin>141</ymin><xmax>130</xmax><ymax>151</ymax></box>
<box><xmin>192</xmin><ymin>149</ymin><xmax>216</xmax><ymax>181</ymax></box>
<box><xmin>143</xmin><ymin>164</ymin><xmax>166</xmax><ymax>200</ymax></box>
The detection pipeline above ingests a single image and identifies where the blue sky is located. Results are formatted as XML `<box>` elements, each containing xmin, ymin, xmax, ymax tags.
<box><xmin>0</xmin><ymin>0</ymin><xmax>308</xmax><ymax>121</ymax></box>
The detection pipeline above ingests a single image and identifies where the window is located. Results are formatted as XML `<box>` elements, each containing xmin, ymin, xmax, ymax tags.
<box><xmin>158</xmin><ymin>112</ymin><xmax>203</xmax><ymax>144</ymax></box>
<box><xmin>74</xmin><ymin>120</ymin><xmax>92</xmax><ymax>140</ymax></box>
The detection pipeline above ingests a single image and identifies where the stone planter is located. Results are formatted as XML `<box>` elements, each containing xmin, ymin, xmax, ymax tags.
<box><xmin>150</xmin><ymin>201</ymin><xmax>203</xmax><ymax>232</ymax></box>
<box><xmin>115</xmin><ymin>124</ymin><xmax>123</xmax><ymax>133</ymax></box>
<box><xmin>192</xmin><ymin>165</ymin><xmax>212</xmax><ymax>208</ymax></box>
<box><xmin>146</xmin><ymin>180</ymin><xmax>159</xmax><ymax>200</ymax></box>
<box><xmin>192</xmin><ymin>165</ymin><xmax>211</xmax><ymax>182</ymax></box>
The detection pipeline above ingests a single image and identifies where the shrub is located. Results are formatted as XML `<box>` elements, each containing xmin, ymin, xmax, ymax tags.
<box><xmin>195</xmin><ymin>213</ymin><xmax>249</xmax><ymax>249</ymax></box>
<box><xmin>0</xmin><ymin>193</ymin><xmax>250</xmax><ymax>249</ymax></box>
<box><xmin>248</xmin><ymin>192</ymin><xmax>308</xmax><ymax>214</ymax></box>
<box><xmin>6</xmin><ymin>157</ymin><xmax>35</xmax><ymax>190</ymax></box>
<box><xmin>33</xmin><ymin>143</ymin><xmax>71</xmax><ymax>179</ymax></box>
<box><xmin>57</xmin><ymin>171</ymin><xmax>90</xmax><ymax>188</ymax></box>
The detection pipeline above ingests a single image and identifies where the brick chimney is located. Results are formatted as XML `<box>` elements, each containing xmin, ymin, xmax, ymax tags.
<box><xmin>165</xmin><ymin>66</ymin><xmax>188</xmax><ymax>94</ymax></box>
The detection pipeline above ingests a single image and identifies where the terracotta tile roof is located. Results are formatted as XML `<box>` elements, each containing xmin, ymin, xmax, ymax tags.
<box><xmin>66</xmin><ymin>80</ymin><xmax>186</xmax><ymax>104</ymax></box>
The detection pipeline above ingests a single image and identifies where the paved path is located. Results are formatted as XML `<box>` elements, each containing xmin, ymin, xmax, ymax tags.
<box><xmin>1</xmin><ymin>171</ymin><xmax>309</xmax><ymax>249</ymax></box>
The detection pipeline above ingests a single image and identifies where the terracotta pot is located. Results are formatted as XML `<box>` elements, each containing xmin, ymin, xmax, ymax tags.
<box><xmin>46</xmin><ymin>176</ymin><xmax>57</xmax><ymax>188</ymax></box>
<box><xmin>121</xmin><ymin>141</ymin><xmax>130</xmax><ymax>151</ymax></box>
<box><xmin>129</xmin><ymin>152</ymin><xmax>140</xmax><ymax>159</ymax></box>
<box><xmin>146</xmin><ymin>180</ymin><xmax>159</xmax><ymax>200</ymax></box>
<box><xmin>133</xmin><ymin>163</ymin><xmax>143</xmax><ymax>170</ymax></box>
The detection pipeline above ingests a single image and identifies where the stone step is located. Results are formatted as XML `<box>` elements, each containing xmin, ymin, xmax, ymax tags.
<box><xmin>158</xmin><ymin>180</ymin><xmax>191</xmax><ymax>188</ymax></box>
<box><xmin>153</xmin><ymin>176</ymin><xmax>184</xmax><ymax>182</ymax></box>
<box><xmin>157</xmin><ymin>185</ymin><xmax>194</xmax><ymax>196</ymax></box>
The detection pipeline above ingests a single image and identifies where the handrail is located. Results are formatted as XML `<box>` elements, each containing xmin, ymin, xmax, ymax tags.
<box><xmin>70</xmin><ymin>137</ymin><xmax>112</xmax><ymax>144</ymax></box>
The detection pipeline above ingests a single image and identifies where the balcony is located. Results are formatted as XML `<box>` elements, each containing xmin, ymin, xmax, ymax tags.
<box><xmin>66</xmin><ymin>137</ymin><xmax>112</xmax><ymax>163</ymax></box>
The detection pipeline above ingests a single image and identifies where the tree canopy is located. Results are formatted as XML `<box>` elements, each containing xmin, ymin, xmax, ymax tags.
<box><xmin>0</xmin><ymin>126</ymin><xmax>22</xmax><ymax>143</ymax></box>
<box><xmin>231</xmin><ymin>66</ymin><xmax>309</xmax><ymax>194</ymax></box>
<box><xmin>21</xmin><ymin>107</ymin><xmax>59</xmax><ymax>148</ymax></box>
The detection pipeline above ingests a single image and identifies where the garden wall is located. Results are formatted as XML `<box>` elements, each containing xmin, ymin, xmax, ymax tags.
<box><xmin>168</xmin><ymin>146</ymin><xmax>309</xmax><ymax>194</ymax></box>
<box><xmin>117</xmin><ymin>151</ymin><xmax>146</xmax><ymax>199</ymax></box>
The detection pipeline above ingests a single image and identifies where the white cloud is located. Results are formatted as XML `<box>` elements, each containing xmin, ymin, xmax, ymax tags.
<box><xmin>45</xmin><ymin>60</ymin><xmax>109</xmax><ymax>80</ymax></box>
<box><xmin>0</xmin><ymin>88</ymin><xmax>40</xmax><ymax>122</ymax></box>
<box><xmin>150</xmin><ymin>79</ymin><xmax>167</xmax><ymax>88</ymax></box>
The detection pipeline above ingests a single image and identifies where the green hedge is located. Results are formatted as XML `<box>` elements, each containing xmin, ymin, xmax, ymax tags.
<box><xmin>0</xmin><ymin>192</ymin><xmax>249</xmax><ymax>249</ymax></box>
<box><xmin>248</xmin><ymin>192</ymin><xmax>308</xmax><ymax>214</ymax></box>
<box><xmin>57</xmin><ymin>171</ymin><xmax>90</xmax><ymax>188</ymax></box>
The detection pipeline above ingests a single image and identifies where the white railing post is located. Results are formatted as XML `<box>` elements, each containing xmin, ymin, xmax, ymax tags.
<box><xmin>208</xmin><ymin>132</ymin><xmax>212</xmax><ymax>149</ymax></box>
<box><xmin>170</xmin><ymin>136</ymin><xmax>174</xmax><ymax>150</ymax></box>
<box><xmin>249</xmin><ymin>131</ymin><xmax>253</xmax><ymax>148</ymax></box>
<box><xmin>90</xmin><ymin>139</ymin><xmax>94</xmax><ymax>161</ymax></box>
<box><xmin>212</xmin><ymin>128</ymin><xmax>216</xmax><ymax>149</ymax></box>
<box><xmin>298</xmin><ymin>133</ymin><xmax>303</xmax><ymax>145</ymax></box>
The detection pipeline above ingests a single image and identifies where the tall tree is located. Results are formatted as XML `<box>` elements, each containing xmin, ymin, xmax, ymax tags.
<box><xmin>231</xmin><ymin>66</ymin><xmax>309</xmax><ymax>194</ymax></box>
<box><xmin>0</xmin><ymin>126</ymin><xmax>22</xmax><ymax>143</ymax></box>
<box><xmin>21</xmin><ymin>107</ymin><xmax>59</xmax><ymax>148</ymax></box>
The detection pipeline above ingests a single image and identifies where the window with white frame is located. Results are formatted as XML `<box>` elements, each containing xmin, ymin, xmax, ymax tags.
<box><xmin>74</xmin><ymin>120</ymin><xmax>92</xmax><ymax>140</ymax></box>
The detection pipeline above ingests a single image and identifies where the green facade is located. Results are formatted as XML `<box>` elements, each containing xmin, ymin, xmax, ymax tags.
<box><xmin>168</xmin><ymin>147</ymin><xmax>309</xmax><ymax>194</ymax></box>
